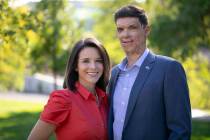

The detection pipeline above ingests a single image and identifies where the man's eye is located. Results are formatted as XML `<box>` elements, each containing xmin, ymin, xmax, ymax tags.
<box><xmin>129</xmin><ymin>26</ymin><xmax>137</xmax><ymax>30</ymax></box>
<box><xmin>117</xmin><ymin>28</ymin><xmax>123</xmax><ymax>32</ymax></box>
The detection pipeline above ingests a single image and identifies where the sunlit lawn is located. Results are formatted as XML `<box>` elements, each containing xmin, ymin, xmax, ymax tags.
<box><xmin>0</xmin><ymin>99</ymin><xmax>210</xmax><ymax>140</ymax></box>
<box><xmin>192</xmin><ymin>120</ymin><xmax>210</xmax><ymax>140</ymax></box>
<box><xmin>0</xmin><ymin>99</ymin><xmax>55</xmax><ymax>140</ymax></box>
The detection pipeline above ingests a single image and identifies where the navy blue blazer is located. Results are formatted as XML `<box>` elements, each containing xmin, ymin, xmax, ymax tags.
<box><xmin>108</xmin><ymin>52</ymin><xmax>191</xmax><ymax>140</ymax></box>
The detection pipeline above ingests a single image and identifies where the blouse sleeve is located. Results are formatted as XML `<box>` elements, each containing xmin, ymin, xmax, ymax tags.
<box><xmin>40</xmin><ymin>91</ymin><xmax>71</xmax><ymax>126</ymax></box>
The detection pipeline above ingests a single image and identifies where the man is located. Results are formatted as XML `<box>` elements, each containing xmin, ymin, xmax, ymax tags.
<box><xmin>108</xmin><ymin>5</ymin><xmax>191</xmax><ymax>140</ymax></box>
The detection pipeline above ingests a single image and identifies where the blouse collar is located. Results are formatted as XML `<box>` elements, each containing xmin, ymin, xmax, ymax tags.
<box><xmin>75</xmin><ymin>82</ymin><xmax>106</xmax><ymax>100</ymax></box>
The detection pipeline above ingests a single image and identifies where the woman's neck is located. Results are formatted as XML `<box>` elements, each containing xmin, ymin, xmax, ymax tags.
<box><xmin>80</xmin><ymin>82</ymin><xmax>96</xmax><ymax>94</ymax></box>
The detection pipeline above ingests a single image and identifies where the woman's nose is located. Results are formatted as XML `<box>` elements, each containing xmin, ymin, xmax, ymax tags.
<box><xmin>89</xmin><ymin>62</ymin><xmax>97</xmax><ymax>69</ymax></box>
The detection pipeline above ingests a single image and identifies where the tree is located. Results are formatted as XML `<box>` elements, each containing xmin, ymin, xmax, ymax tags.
<box><xmin>149</xmin><ymin>0</ymin><xmax>210</xmax><ymax>58</ymax></box>
<box><xmin>0</xmin><ymin>0</ymin><xmax>31</xmax><ymax>90</ymax></box>
<box><xmin>183</xmin><ymin>54</ymin><xmax>210</xmax><ymax>109</ymax></box>
<box><xmin>0</xmin><ymin>0</ymin><xmax>83</xmax><ymax>91</ymax></box>
<box><xmin>29</xmin><ymin>0</ymin><xmax>83</xmax><ymax>89</ymax></box>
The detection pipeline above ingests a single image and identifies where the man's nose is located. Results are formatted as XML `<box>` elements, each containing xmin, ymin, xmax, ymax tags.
<box><xmin>121</xmin><ymin>29</ymin><xmax>129</xmax><ymax>38</ymax></box>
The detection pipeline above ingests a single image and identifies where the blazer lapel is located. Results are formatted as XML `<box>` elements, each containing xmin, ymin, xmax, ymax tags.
<box><xmin>123</xmin><ymin>52</ymin><xmax>156</xmax><ymax>130</ymax></box>
<box><xmin>109</xmin><ymin>66</ymin><xmax>120</xmax><ymax>98</ymax></box>
<box><xmin>108</xmin><ymin>66</ymin><xmax>120</xmax><ymax>140</ymax></box>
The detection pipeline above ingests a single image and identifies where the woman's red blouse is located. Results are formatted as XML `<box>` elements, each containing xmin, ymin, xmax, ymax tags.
<box><xmin>40</xmin><ymin>82</ymin><xmax>108</xmax><ymax>140</ymax></box>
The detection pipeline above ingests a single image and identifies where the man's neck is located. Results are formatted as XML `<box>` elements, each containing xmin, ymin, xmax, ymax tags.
<box><xmin>126</xmin><ymin>47</ymin><xmax>146</xmax><ymax>68</ymax></box>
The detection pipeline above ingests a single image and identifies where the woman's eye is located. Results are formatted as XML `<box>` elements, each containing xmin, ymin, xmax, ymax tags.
<box><xmin>96</xmin><ymin>59</ymin><xmax>103</xmax><ymax>63</ymax></box>
<box><xmin>82</xmin><ymin>59</ymin><xmax>89</xmax><ymax>63</ymax></box>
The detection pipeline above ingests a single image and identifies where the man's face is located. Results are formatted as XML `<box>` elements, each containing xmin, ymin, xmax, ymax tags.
<box><xmin>116</xmin><ymin>17</ymin><xmax>149</xmax><ymax>55</ymax></box>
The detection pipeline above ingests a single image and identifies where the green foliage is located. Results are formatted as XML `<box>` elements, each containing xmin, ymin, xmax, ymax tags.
<box><xmin>183</xmin><ymin>54</ymin><xmax>210</xmax><ymax>109</ymax></box>
<box><xmin>0</xmin><ymin>0</ymin><xmax>84</xmax><ymax>90</ymax></box>
<box><xmin>0</xmin><ymin>0</ymin><xmax>30</xmax><ymax>91</ymax></box>
<box><xmin>29</xmin><ymin>0</ymin><xmax>83</xmax><ymax>74</ymax></box>
<box><xmin>149</xmin><ymin>0</ymin><xmax>210</xmax><ymax>58</ymax></box>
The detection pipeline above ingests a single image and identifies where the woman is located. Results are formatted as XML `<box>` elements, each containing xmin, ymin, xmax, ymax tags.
<box><xmin>28</xmin><ymin>37</ymin><xmax>111</xmax><ymax>140</ymax></box>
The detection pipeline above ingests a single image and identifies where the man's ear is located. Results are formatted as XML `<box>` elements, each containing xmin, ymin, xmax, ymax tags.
<box><xmin>145</xmin><ymin>25</ymin><xmax>151</xmax><ymax>37</ymax></box>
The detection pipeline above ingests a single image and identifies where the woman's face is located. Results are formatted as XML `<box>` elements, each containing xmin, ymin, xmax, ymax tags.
<box><xmin>76</xmin><ymin>47</ymin><xmax>104</xmax><ymax>89</ymax></box>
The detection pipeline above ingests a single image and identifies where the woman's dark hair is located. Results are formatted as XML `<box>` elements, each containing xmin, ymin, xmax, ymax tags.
<box><xmin>114</xmin><ymin>5</ymin><xmax>148</xmax><ymax>27</ymax></box>
<box><xmin>63</xmin><ymin>37</ymin><xmax>110</xmax><ymax>91</ymax></box>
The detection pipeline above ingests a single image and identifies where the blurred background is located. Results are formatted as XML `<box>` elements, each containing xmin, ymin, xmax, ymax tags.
<box><xmin>0</xmin><ymin>0</ymin><xmax>210</xmax><ymax>139</ymax></box>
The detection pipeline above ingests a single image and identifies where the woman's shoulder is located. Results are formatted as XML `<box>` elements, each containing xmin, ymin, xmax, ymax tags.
<box><xmin>41</xmin><ymin>89</ymin><xmax>73</xmax><ymax>126</ymax></box>
<box><xmin>50</xmin><ymin>89</ymin><xmax>73</xmax><ymax>95</ymax></box>
<box><xmin>48</xmin><ymin>89</ymin><xmax>74</xmax><ymax>104</ymax></box>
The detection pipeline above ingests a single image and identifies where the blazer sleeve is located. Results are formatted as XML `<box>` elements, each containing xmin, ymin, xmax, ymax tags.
<box><xmin>164</xmin><ymin>60</ymin><xmax>191</xmax><ymax>140</ymax></box>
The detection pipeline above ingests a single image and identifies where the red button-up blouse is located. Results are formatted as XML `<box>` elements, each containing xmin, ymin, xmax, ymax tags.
<box><xmin>40</xmin><ymin>82</ymin><xmax>108</xmax><ymax>140</ymax></box>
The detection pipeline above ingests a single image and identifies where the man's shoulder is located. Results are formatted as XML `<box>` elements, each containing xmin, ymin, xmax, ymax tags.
<box><xmin>154</xmin><ymin>54</ymin><xmax>180</xmax><ymax>64</ymax></box>
<box><xmin>111</xmin><ymin>64</ymin><xmax>119</xmax><ymax>71</ymax></box>
<box><xmin>156</xmin><ymin>54</ymin><xmax>175</xmax><ymax>62</ymax></box>
<box><xmin>111</xmin><ymin>64</ymin><xmax>119</xmax><ymax>70</ymax></box>
<box><xmin>153</xmin><ymin>54</ymin><xmax>184</xmax><ymax>70</ymax></box>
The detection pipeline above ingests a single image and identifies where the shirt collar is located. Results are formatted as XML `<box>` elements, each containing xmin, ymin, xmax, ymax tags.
<box><xmin>75</xmin><ymin>82</ymin><xmax>106</xmax><ymax>100</ymax></box>
<box><xmin>118</xmin><ymin>48</ymin><xmax>149</xmax><ymax>70</ymax></box>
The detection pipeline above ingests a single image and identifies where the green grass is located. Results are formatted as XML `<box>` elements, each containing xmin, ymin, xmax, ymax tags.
<box><xmin>0</xmin><ymin>99</ymin><xmax>210</xmax><ymax>140</ymax></box>
<box><xmin>192</xmin><ymin>120</ymin><xmax>210</xmax><ymax>140</ymax></box>
<box><xmin>0</xmin><ymin>99</ymin><xmax>44</xmax><ymax>118</ymax></box>
<box><xmin>0</xmin><ymin>99</ymin><xmax>55</xmax><ymax>140</ymax></box>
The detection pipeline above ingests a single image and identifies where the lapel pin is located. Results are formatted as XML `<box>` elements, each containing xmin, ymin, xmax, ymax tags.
<box><xmin>145</xmin><ymin>66</ymin><xmax>150</xmax><ymax>70</ymax></box>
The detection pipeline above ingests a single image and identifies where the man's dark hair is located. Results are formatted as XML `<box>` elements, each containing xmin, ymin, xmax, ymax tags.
<box><xmin>114</xmin><ymin>5</ymin><xmax>148</xmax><ymax>26</ymax></box>
<box><xmin>63</xmin><ymin>37</ymin><xmax>110</xmax><ymax>91</ymax></box>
